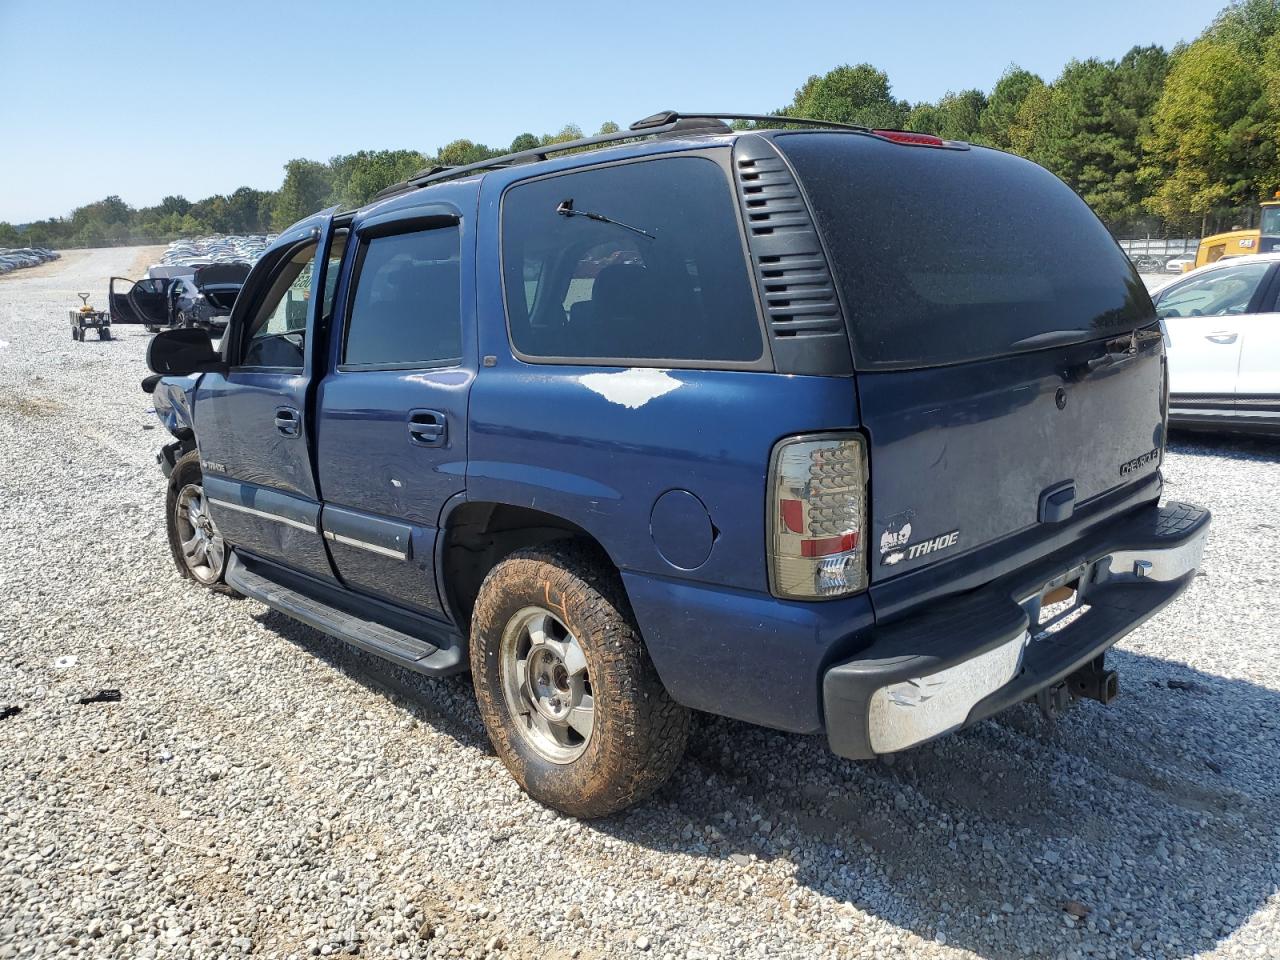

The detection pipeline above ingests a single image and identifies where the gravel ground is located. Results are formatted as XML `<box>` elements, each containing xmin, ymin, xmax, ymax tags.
<box><xmin>1</xmin><ymin>248</ymin><xmax>1278</xmax><ymax>960</ymax></box>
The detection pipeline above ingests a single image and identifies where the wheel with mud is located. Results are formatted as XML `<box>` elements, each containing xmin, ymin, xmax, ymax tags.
<box><xmin>470</xmin><ymin>544</ymin><xmax>690</xmax><ymax>818</ymax></box>
<box><xmin>165</xmin><ymin>450</ymin><xmax>230</xmax><ymax>590</ymax></box>
<box><xmin>98</xmin><ymin>327</ymin><xmax>111</xmax><ymax>341</ymax></box>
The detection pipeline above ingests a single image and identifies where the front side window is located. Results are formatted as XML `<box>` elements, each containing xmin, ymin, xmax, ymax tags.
<box><xmin>240</xmin><ymin>241</ymin><xmax>317</xmax><ymax>369</ymax></box>
<box><xmin>501</xmin><ymin>156</ymin><xmax>763</xmax><ymax>364</ymax></box>
<box><xmin>342</xmin><ymin>227</ymin><xmax>461</xmax><ymax>368</ymax></box>
<box><xmin>1156</xmin><ymin>261</ymin><xmax>1271</xmax><ymax>319</ymax></box>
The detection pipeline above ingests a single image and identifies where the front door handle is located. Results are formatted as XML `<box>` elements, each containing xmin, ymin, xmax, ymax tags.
<box><xmin>1205</xmin><ymin>331</ymin><xmax>1238</xmax><ymax>344</ymax></box>
<box><xmin>408</xmin><ymin>409</ymin><xmax>447</xmax><ymax>446</ymax></box>
<box><xmin>274</xmin><ymin>406</ymin><xmax>301</xmax><ymax>437</ymax></box>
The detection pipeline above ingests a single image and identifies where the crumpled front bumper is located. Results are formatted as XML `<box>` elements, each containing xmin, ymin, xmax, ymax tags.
<box><xmin>823</xmin><ymin>501</ymin><xmax>1210</xmax><ymax>759</ymax></box>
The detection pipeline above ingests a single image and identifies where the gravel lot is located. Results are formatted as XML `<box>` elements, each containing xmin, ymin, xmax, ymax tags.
<box><xmin>2</xmin><ymin>248</ymin><xmax>1278</xmax><ymax>960</ymax></box>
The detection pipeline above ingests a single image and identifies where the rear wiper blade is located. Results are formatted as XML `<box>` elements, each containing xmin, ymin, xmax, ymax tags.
<box><xmin>556</xmin><ymin>199</ymin><xmax>655</xmax><ymax>240</ymax></box>
<box><xmin>1009</xmin><ymin>329</ymin><xmax>1091</xmax><ymax>350</ymax></box>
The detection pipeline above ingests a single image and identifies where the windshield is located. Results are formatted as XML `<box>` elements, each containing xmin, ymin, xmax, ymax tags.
<box><xmin>776</xmin><ymin>133</ymin><xmax>1153</xmax><ymax>369</ymax></box>
<box><xmin>1261</xmin><ymin>205</ymin><xmax>1280</xmax><ymax>237</ymax></box>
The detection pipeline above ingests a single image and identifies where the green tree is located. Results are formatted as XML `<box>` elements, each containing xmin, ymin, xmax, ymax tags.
<box><xmin>907</xmin><ymin>89</ymin><xmax>987</xmax><ymax>141</ymax></box>
<box><xmin>329</xmin><ymin>150</ymin><xmax>429</xmax><ymax>206</ymax></box>
<box><xmin>159</xmin><ymin>195</ymin><xmax>192</xmax><ymax>217</ymax></box>
<box><xmin>226</xmin><ymin>186</ymin><xmax>271</xmax><ymax>232</ymax></box>
<box><xmin>1208</xmin><ymin>0</ymin><xmax>1280</xmax><ymax>56</ymax></box>
<box><xmin>436</xmin><ymin>139</ymin><xmax>501</xmax><ymax>166</ymax></box>
<box><xmin>789</xmin><ymin>64</ymin><xmax>910</xmax><ymax>128</ymax></box>
<box><xmin>1142</xmin><ymin>2</ymin><xmax>1280</xmax><ymax>227</ymax></box>
<box><xmin>1005</xmin><ymin>48</ymin><xmax>1168</xmax><ymax>227</ymax></box>
<box><xmin>271</xmin><ymin>159</ymin><xmax>333</xmax><ymax>230</ymax></box>
<box><xmin>540</xmin><ymin>124</ymin><xmax>584</xmax><ymax>146</ymax></box>
<box><xmin>979</xmin><ymin>66</ymin><xmax>1045</xmax><ymax>149</ymax></box>
<box><xmin>509</xmin><ymin>132</ymin><xmax>540</xmax><ymax>153</ymax></box>
<box><xmin>1007</xmin><ymin>79</ymin><xmax>1055</xmax><ymax>157</ymax></box>
<box><xmin>596</xmin><ymin>121</ymin><xmax>620</xmax><ymax>135</ymax></box>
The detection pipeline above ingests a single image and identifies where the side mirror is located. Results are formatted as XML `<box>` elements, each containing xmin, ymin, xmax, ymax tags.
<box><xmin>146</xmin><ymin>327</ymin><xmax>228</xmax><ymax>377</ymax></box>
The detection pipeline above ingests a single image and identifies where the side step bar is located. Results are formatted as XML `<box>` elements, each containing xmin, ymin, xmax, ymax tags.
<box><xmin>226</xmin><ymin>552</ymin><xmax>465</xmax><ymax>676</ymax></box>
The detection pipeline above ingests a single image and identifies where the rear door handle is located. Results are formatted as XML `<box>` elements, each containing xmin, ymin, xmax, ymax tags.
<box><xmin>1205</xmin><ymin>331</ymin><xmax>1238</xmax><ymax>344</ymax></box>
<box><xmin>274</xmin><ymin>406</ymin><xmax>301</xmax><ymax>437</ymax></box>
<box><xmin>408</xmin><ymin>409</ymin><xmax>447</xmax><ymax>446</ymax></box>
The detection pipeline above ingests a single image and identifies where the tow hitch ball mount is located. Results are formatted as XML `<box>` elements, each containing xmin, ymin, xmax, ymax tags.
<box><xmin>1034</xmin><ymin>656</ymin><xmax>1119</xmax><ymax>721</ymax></box>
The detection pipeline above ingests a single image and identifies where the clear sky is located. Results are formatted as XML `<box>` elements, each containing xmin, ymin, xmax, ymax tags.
<box><xmin>0</xmin><ymin>0</ymin><xmax>1218</xmax><ymax>223</ymax></box>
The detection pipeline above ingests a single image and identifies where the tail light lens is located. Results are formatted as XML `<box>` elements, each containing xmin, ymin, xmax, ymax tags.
<box><xmin>768</xmin><ymin>433</ymin><xmax>869</xmax><ymax>600</ymax></box>
<box><xmin>872</xmin><ymin>130</ymin><xmax>946</xmax><ymax>147</ymax></box>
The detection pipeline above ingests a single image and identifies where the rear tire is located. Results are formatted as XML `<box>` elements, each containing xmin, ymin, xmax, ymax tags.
<box><xmin>165</xmin><ymin>450</ymin><xmax>231</xmax><ymax>591</ymax></box>
<box><xmin>470</xmin><ymin>544</ymin><xmax>690</xmax><ymax>818</ymax></box>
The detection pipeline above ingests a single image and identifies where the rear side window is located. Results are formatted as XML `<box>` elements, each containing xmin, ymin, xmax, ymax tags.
<box><xmin>501</xmin><ymin>156</ymin><xmax>763</xmax><ymax>365</ymax></box>
<box><xmin>776</xmin><ymin>133</ymin><xmax>1153</xmax><ymax>369</ymax></box>
<box><xmin>343</xmin><ymin>227</ymin><xmax>461</xmax><ymax>368</ymax></box>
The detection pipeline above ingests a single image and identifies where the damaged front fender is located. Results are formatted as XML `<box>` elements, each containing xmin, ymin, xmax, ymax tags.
<box><xmin>152</xmin><ymin>375</ymin><xmax>198</xmax><ymax>439</ymax></box>
<box><xmin>150</xmin><ymin>375</ymin><xmax>200</xmax><ymax>475</ymax></box>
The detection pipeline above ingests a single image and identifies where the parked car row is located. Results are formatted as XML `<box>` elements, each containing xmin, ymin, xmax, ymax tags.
<box><xmin>0</xmin><ymin>247</ymin><xmax>59</xmax><ymax>274</ymax></box>
<box><xmin>162</xmin><ymin>235</ymin><xmax>274</xmax><ymax>267</ymax></box>
<box><xmin>1128</xmin><ymin>253</ymin><xmax>1194</xmax><ymax>274</ymax></box>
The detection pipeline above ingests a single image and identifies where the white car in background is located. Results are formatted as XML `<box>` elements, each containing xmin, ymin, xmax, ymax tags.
<box><xmin>1152</xmin><ymin>251</ymin><xmax>1280</xmax><ymax>436</ymax></box>
<box><xmin>1164</xmin><ymin>255</ymin><xmax>1195</xmax><ymax>274</ymax></box>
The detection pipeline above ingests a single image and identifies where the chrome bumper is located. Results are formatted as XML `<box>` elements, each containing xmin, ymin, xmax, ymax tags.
<box><xmin>824</xmin><ymin>501</ymin><xmax>1210</xmax><ymax>759</ymax></box>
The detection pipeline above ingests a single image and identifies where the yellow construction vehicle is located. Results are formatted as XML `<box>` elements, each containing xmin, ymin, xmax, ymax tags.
<box><xmin>1186</xmin><ymin>194</ymin><xmax>1280</xmax><ymax>271</ymax></box>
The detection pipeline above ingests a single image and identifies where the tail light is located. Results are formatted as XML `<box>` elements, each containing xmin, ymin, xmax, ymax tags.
<box><xmin>769</xmin><ymin>433</ymin><xmax>869</xmax><ymax>600</ymax></box>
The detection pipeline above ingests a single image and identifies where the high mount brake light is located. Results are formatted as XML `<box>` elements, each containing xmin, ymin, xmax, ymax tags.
<box><xmin>769</xmin><ymin>434</ymin><xmax>869</xmax><ymax>600</ymax></box>
<box><xmin>872</xmin><ymin>130</ymin><xmax>946</xmax><ymax>147</ymax></box>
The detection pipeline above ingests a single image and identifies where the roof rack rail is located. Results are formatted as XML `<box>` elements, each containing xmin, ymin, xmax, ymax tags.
<box><xmin>371</xmin><ymin>111</ymin><xmax>869</xmax><ymax>201</ymax></box>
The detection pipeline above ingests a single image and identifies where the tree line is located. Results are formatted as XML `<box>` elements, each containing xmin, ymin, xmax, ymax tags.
<box><xmin>4</xmin><ymin>0</ymin><xmax>1276</xmax><ymax>250</ymax></box>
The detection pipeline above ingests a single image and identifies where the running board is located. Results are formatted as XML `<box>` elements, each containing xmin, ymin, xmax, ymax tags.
<box><xmin>226</xmin><ymin>552</ymin><xmax>465</xmax><ymax>676</ymax></box>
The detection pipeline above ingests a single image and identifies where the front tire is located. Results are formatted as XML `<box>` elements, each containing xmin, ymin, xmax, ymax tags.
<box><xmin>165</xmin><ymin>450</ymin><xmax>229</xmax><ymax>589</ymax></box>
<box><xmin>470</xmin><ymin>544</ymin><xmax>690</xmax><ymax>818</ymax></box>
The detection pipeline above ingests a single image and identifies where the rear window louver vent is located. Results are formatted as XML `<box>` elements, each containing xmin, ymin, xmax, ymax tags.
<box><xmin>733</xmin><ymin>140</ymin><xmax>844</xmax><ymax>346</ymax></box>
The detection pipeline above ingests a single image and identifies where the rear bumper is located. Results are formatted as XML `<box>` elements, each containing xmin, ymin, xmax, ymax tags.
<box><xmin>822</xmin><ymin>500</ymin><xmax>1209</xmax><ymax>759</ymax></box>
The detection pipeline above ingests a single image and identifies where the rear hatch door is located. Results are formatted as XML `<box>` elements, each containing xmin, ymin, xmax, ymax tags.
<box><xmin>776</xmin><ymin>133</ymin><xmax>1164</xmax><ymax>585</ymax></box>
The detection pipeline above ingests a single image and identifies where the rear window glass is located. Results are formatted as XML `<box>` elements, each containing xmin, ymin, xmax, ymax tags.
<box><xmin>501</xmin><ymin>156</ymin><xmax>763</xmax><ymax>364</ymax></box>
<box><xmin>777</xmin><ymin>133</ymin><xmax>1152</xmax><ymax>368</ymax></box>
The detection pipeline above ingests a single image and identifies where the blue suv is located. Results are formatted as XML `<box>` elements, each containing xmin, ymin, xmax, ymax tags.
<box><xmin>140</xmin><ymin>112</ymin><xmax>1210</xmax><ymax>817</ymax></box>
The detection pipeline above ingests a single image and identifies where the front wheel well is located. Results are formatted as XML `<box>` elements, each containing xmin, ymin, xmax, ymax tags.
<box><xmin>440</xmin><ymin>502</ymin><xmax>617</xmax><ymax>633</ymax></box>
